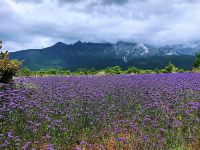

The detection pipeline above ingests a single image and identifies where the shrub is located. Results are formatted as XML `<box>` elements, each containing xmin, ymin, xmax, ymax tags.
<box><xmin>164</xmin><ymin>63</ymin><xmax>177</xmax><ymax>73</ymax></box>
<box><xmin>177</xmin><ymin>69</ymin><xmax>185</xmax><ymax>73</ymax></box>
<box><xmin>47</xmin><ymin>68</ymin><xmax>58</xmax><ymax>75</ymax></box>
<box><xmin>192</xmin><ymin>67</ymin><xmax>200</xmax><ymax>72</ymax></box>
<box><xmin>0</xmin><ymin>42</ymin><xmax>22</xmax><ymax>83</ymax></box>
<box><xmin>105</xmin><ymin>66</ymin><xmax>122</xmax><ymax>74</ymax></box>
<box><xmin>125</xmin><ymin>66</ymin><xmax>141</xmax><ymax>74</ymax></box>
<box><xmin>20</xmin><ymin>67</ymin><xmax>32</xmax><ymax>76</ymax></box>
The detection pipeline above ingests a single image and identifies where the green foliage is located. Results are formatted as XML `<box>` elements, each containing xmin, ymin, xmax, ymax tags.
<box><xmin>164</xmin><ymin>62</ymin><xmax>178</xmax><ymax>73</ymax></box>
<box><xmin>0</xmin><ymin>42</ymin><xmax>22</xmax><ymax>83</ymax></box>
<box><xmin>20</xmin><ymin>67</ymin><xmax>32</xmax><ymax>76</ymax></box>
<box><xmin>125</xmin><ymin>66</ymin><xmax>141</xmax><ymax>74</ymax></box>
<box><xmin>154</xmin><ymin>68</ymin><xmax>160</xmax><ymax>74</ymax></box>
<box><xmin>105</xmin><ymin>66</ymin><xmax>122</xmax><ymax>74</ymax></box>
<box><xmin>86</xmin><ymin>68</ymin><xmax>98</xmax><ymax>75</ymax></box>
<box><xmin>17</xmin><ymin>63</ymin><xmax>189</xmax><ymax>76</ymax></box>
<box><xmin>47</xmin><ymin>68</ymin><xmax>58</xmax><ymax>75</ymax></box>
<box><xmin>37</xmin><ymin>69</ymin><xmax>47</xmax><ymax>76</ymax></box>
<box><xmin>59</xmin><ymin>70</ymin><xmax>71</xmax><ymax>75</ymax></box>
<box><xmin>193</xmin><ymin>53</ymin><xmax>200</xmax><ymax>68</ymax></box>
<box><xmin>74</xmin><ymin>69</ymin><xmax>88</xmax><ymax>75</ymax></box>
<box><xmin>192</xmin><ymin>67</ymin><xmax>200</xmax><ymax>72</ymax></box>
<box><xmin>177</xmin><ymin>69</ymin><xmax>185</xmax><ymax>73</ymax></box>
<box><xmin>17</xmin><ymin>64</ymin><xmax>189</xmax><ymax>77</ymax></box>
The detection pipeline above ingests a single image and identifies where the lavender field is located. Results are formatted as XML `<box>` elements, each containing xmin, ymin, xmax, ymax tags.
<box><xmin>0</xmin><ymin>73</ymin><xmax>200</xmax><ymax>150</ymax></box>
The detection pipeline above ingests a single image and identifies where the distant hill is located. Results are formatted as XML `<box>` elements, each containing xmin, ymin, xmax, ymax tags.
<box><xmin>9</xmin><ymin>41</ymin><xmax>196</xmax><ymax>70</ymax></box>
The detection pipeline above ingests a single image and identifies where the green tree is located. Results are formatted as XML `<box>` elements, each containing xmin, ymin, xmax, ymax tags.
<box><xmin>193</xmin><ymin>53</ymin><xmax>200</xmax><ymax>68</ymax></box>
<box><xmin>125</xmin><ymin>66</ymin><xmax>140</xmax><ymax>74</ymax></box>
<box><xmin>164</xmin><ymin>62</ymin><xmax>177</xmax><ymax>73</ymax></box>
<box><xmin>0</xmin><ymin>41</ymin><xmax>22</xmax><ymax>83</ymax></box>
<box><xmin>20</xmin><ymin>67</ymin><xmax>32</xmax><ymax>76</ymax></box>
<box><xmin>105</xmin><ymin>66</ymin><xmax>122</xmax><ymax>74</ymax></box>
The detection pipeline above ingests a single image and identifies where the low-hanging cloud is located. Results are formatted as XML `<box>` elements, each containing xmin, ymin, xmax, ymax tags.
<box><xmin>1</xmin><ymin>0</ymin><xmax>200</xmax><ymax>51</ymax></box>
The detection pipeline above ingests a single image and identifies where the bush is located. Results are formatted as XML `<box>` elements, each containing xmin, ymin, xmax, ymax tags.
<box><xmin>192</xmin><ymin>67</ymin><xmax>200</xmax><ymax>72</ymax></box>
<box><xmin>177</xmin><ymin>69</ymin><xmax>185</xmax><ymax>73</ymax></box>
<box><xmin>164</xmin><ymin>63</ymin><xmax>177</xmax><ymax>73</ymax></box>
<box><xmin>125</xmin><ymin>66</ymin><xmax>141</xmax><ymax>74</ymax></box>
<box><xmin>47</xmin><ymin>68</ymin><xmax>58</xmax><ymax>75</ymax></box>
<box><xmin>105</xmin><ymin>66</ymin><xmax>122</xmax><ymax>74</ymax></box>
<box><xmin>0</xmin><ymin>50</ymin><xmax>22</xmax><ymax>83</ymax></box>
<box><xmin>20</xmin><ymin>67</ymin><xmax>32</xmax><ymax>76</ymax></box>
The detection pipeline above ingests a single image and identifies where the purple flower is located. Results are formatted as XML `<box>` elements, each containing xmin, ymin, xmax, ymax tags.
<box><xmin>143</xmin><ymin>135</ymin><xmax>149</xmax><ymax>141</ymax></box>
<box><xmin>47</xmin><ymin>144</ymin><xmax>54</xmax><ymax>150</ymax></box>
<box><xmin>80</xmin><ymin>141</ymin><xmax>87</xmax><ymax>145</ymax></box>
<box><xmin>44</xmin><ymin>134</ymin><xmax>51</xmax><ymax>139</ymax></box>
<box><xmin>159</xmin><ymin>128</ymin><xmax>165</xmax><ymax>132</ymax></box>
<box><xmin>76</xmin><ymin>146</ymin><xmax>81</xmax><ymax>150</ymax></box>
<box><xmin>118</xmin><ymin>137</ymin><xmax>126</xmax><ymax>143</ymax></box>
<box><xmin>7</xmin><ymin>131</ymin><xmax>13</xmax><ymax>139</ymax></box>
<box><xmin>160</xmin><ymin>138</ymin><xmax>166</xmax><ymax>143</ymax></box>
<box><xmin>2</xmin><ymin>73</ymin><xmax>200</xmax><ymax>149</ymax></box>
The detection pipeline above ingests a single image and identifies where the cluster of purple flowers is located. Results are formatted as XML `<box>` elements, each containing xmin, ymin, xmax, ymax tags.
<box><xmin>0</xmin><ymin>73</ymin><xmax>200</xmax><ymax>149</ymax></box>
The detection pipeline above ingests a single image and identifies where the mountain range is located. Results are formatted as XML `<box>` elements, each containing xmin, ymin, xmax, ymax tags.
<box><xmin>9</xmin><ymin>41</ymin><xmax>199</xmax><ymax>70</ymax></box>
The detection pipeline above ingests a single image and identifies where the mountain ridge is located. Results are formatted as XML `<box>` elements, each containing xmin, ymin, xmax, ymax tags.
<box><xmin>9</xmin><ymin>41</ymin><xmax>197</xmax><ymax>70</ymax></box>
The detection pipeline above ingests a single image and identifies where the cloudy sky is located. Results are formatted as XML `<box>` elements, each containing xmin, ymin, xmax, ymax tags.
<box><xmin>1</xmin><ymin>0</ymin><xmax>200</xmax><ymax>51</ymax></box>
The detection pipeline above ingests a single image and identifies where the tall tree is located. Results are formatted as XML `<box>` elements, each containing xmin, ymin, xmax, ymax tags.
<box><xmin>193</xmin><ymin>53</ymin><xmax>200</xmax><ymax>68</ymax></box>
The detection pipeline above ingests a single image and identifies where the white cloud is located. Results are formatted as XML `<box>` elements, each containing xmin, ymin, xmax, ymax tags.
<box><xmin>1</xmin><ymin>0</ymin><xmax>200</xmax><ymax>51</ymax></box>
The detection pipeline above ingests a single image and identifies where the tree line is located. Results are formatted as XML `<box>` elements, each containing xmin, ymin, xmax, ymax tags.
<box><xmin>19</xmin><ymin>63</ymin><xmax>184</xmax><ymax>77</ymax></box>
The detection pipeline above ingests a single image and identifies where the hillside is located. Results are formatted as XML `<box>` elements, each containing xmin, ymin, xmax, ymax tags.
<box><xmin>9</xmin><ymin>41</ymin><xmax>196</xmax><ymax>70</ymax></box>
